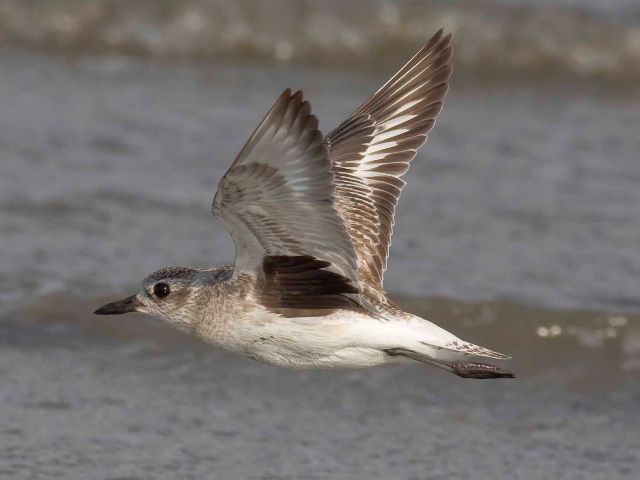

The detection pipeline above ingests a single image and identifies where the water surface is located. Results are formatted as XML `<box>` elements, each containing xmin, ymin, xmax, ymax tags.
<box><xmin>1</xmin><ymin>295</ymin><xmax>638</xmax><ymax>479</ymax></box>
<box><xmin>0</xmin><ymin>15</ymin><xmax>639</xmax><ymax>479</ymax></box>
<box><xmin>1</xmin><ymin>52</ymin><xmax>638</xmax><ymax>312</ymax></box>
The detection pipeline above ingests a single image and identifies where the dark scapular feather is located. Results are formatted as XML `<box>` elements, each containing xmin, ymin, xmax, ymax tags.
<box><xmin>258</xmin><ymin>255</ymin><xmax>361</xmax><ymax>315</ymax></box>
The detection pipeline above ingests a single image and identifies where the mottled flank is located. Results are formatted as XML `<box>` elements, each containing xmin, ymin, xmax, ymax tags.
<box><xmin>192</xmin><ymin>272</ymin><xmax>256</xmax><ymax>340</ymax></box>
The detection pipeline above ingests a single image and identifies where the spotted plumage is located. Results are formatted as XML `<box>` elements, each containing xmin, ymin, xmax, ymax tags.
<box><xmin>95</xmin><ymin>30</ymin><xmax>514</xmax><ymax>379</ymax></box>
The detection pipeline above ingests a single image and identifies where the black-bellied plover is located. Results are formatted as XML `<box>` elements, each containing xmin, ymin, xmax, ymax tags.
<box><xmin>95</xmin><ymin>30</ymin><xmax>514</xmax><ymax>378</ymax></box>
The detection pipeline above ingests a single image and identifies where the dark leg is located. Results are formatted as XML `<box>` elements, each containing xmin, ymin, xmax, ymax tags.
<box><xmin>385</xmin><ymin>347</ymin><xmax>515</xmax><ymax>379</ymax></box>
<box><xmin>450</xmin><ymin>361</ymin><xmax>515</xmax><ymax>379</ymax></box>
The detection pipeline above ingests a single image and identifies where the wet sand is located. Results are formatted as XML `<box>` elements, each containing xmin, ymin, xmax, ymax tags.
<box><xmin>1</xmin><ymin>295</ymin><xmax>638</xmax><ymax>479</ymax></box>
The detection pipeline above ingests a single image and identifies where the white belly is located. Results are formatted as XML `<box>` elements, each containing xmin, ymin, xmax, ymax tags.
<box><xmin>250</xmin><ymin>344</ymin><xmax>389</xmax><ymax>369</ymax></box>
<box><xmin>210</xmin><ymin>309</ymin><xmax>392</xmax><ymax>369</ymax></box>
<box><xmin>196</xmin><ymin>305</ymin><xmax>467</xmax><ymax>369</ymax></box>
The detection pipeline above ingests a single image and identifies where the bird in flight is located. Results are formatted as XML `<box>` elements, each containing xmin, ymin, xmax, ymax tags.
<box><xmin>96</xmin><ymin>30</ymin><xmax>514</xmax><ymax>379</ymax></box>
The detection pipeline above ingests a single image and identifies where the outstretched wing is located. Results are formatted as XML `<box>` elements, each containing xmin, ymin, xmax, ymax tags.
<box><xmin>213</xmin><ymin>89</ymin><xmax>361</xmax><ymax>305</ymax></box>
<box><xmin>325</xmin><ymin>29</ymin><xmax>453</xmax><ymax>302</ymax></box>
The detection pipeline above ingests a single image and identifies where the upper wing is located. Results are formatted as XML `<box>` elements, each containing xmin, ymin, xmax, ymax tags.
<box><xmin>213</xmin><ymin>89</ymin><xmax>360</xmax><ymax>298</ymax></box>
<box><xmin>325</xmin><ymin>29</ymin><xmax>453</xmax><ymax>302</ymax></box>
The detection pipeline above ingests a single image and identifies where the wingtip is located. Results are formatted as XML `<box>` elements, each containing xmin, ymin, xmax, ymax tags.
<box><xmin>283</xmin><ymin>89</ymin><xmax>308</xmax><ymax>113</ymax></box>
<box><xmin>279</xmin><ymin>87</ymin><xmax>293</xmax><ymax>101</ymax></box>
<box><xmin>428</xmin><ymin>28</ymin><xmax>453</xmax><ymax>48</ymax></box>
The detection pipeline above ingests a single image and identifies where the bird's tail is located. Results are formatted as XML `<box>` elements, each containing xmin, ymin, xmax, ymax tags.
<box><xmin>374</xmin><ymin>313</ymin><xmax>515</xmax><ymax>379</ymax></box>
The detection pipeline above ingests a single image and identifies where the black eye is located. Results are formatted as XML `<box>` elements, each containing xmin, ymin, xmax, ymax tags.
<box><xmin>153</xmin><ymin>283</ymin><xmax>171</xmax><ymax>298</ymax></box>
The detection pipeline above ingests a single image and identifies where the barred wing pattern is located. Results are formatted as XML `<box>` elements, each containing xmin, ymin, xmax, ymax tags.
<box><xmin>213</xmin><ymin>89</ymin><xmax>360</xmax><ymax>289</ymax></box>
<box><xmin>326</xmin><ymin>30</ymin><xmax>453</xmax><ymax>301</ymax></box>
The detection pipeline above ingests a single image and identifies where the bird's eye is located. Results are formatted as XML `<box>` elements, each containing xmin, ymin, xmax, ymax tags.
<box><xmin>153</xmin><ymin>283</ymin><xmax>171</xmax><ymax>298</ymax></box>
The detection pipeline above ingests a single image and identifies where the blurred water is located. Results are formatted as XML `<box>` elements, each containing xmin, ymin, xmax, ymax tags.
<box><xmin>0</xmin><ymin>19</ymin><xmax>639</xmax><ymax>479</ymax></box>
<box><xmin>1</xmin><ymin>0</ymin><xmax>640</xmax><ymax>80</ymax></box>
<box><xmin>1</xmin><ymin>52</ymin><xmax>638</xmax><ymax>313</ymax></box>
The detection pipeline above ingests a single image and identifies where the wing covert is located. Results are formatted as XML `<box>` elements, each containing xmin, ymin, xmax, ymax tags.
<box><xmin>213</xmin><ymin>89</ymin><xmax>360</xmax><ymax>291</ymax></box>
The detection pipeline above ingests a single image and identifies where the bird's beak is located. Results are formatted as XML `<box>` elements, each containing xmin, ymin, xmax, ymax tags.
<box><xmin>94</xmin><ymin>295</ymin><xmax>142</xmax><ymax>315</ymax></box>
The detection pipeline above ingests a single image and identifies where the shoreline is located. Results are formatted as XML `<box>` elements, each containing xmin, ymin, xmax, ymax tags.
<box><xmin>7</xmin><ymin>292</ymin><xmax>638</xmax><ymax>380</ymax></box>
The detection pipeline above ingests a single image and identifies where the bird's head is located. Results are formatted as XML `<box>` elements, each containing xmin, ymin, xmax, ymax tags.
<box><xmin>94</xmin><ymin>266</ymin><xmax>207</xmax><ymax>330</ymax></box>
